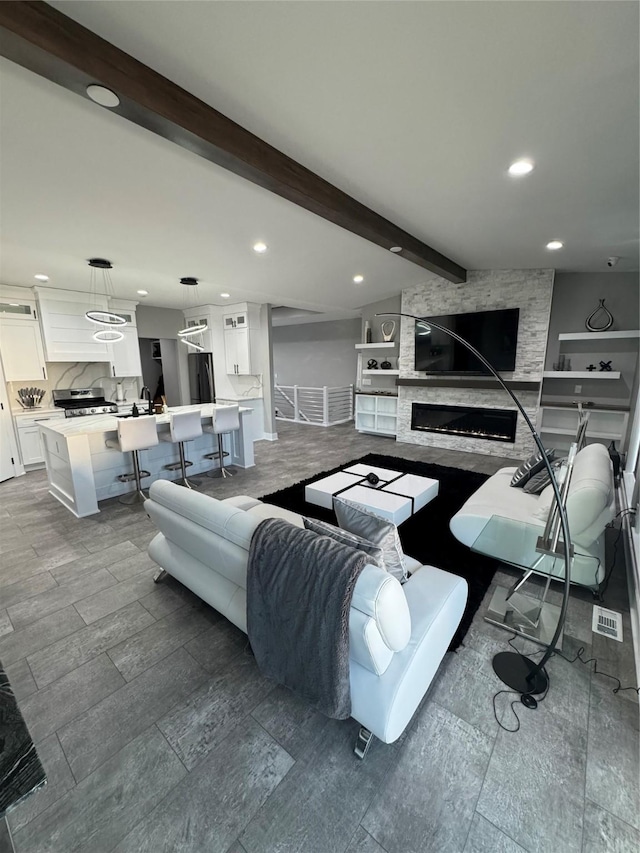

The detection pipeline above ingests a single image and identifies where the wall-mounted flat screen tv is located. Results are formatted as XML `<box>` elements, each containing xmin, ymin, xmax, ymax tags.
<box><xmin>414</xmin><ymin>307</ymin><xmax>520</xmax><ymax>374</ymax></box>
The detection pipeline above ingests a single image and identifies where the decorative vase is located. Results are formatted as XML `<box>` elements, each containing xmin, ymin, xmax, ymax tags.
<box><xmin>381</xmin><ymin>320</ymin><xmax>396</xmax><ymax>342</ymax></box>
<box><xmin>364</xmin><ymin>321</ymin><xmax>372</xmax><ymax>344</ymax></box>
<box><xmin>585</xmin><ymin>299</ymin><xmax>614</xmax><ymax>332</ymax></box>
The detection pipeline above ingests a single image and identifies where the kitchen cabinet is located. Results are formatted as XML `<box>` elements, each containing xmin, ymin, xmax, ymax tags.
<box><xmin>109</xmin><ymin>326</ymin><xmax>142</xmax><ymax>378</ymax></box>
<box><xmin>15</xmin><ymin>412</ymin><xmax>65</xmax><ymax>467</ymax></box>
<box><xmin>0</xmin><ymin>316</ymin><xmax>48</xmax><ymax>381</ymax></box>
<box><xmin>35</xmin><ymin>288</ymin><xmax>111</xmax><ymax>362</ymax></box>
<box><xmin>182</xmin><ymin>308</ymin><xmax>215</xmax><ymax>353</ymax></box>
<box><xmin>222</xmin><ymin>302</ymin><xmax>260</xmax><ymax>375</ymax></box>
<box><xmin>224</xmin><ymin>327</ymin><xmax>257</xmax><ymax>375</ymax></box>
<box><xmin>223</xmin><ymin>309</ymin><xmax>250</xmax><ymax>330</ymax></box>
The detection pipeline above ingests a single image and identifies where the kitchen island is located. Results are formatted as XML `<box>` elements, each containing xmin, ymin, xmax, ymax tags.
<box><xmin>38</xmin><ymin>404</ymin><xmax>254</xmax><ymax>517</ymax></box>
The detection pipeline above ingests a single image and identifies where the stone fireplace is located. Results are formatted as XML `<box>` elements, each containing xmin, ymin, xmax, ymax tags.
<box><xmin>396</xmin><ymin>269</ymin><xmax>554</xmax><ymax>459</ymax></box>
<box><xmin>411</xmin><ymin>402</ymin><xmax>517</xmax><ymax>443</ymax></box>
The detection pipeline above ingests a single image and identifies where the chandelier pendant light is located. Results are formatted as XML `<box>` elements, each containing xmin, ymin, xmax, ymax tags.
<box><xmin>85</xmin><ymin>258</ymin><xmax>126</xmax><ymax>341</ymax></box>
<box><xmin>178</xmin><ymin>277</ymin><xmax>207</xmax><ymax>349</ymax></box>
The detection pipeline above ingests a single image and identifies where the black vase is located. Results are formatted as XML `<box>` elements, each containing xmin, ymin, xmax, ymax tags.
<box><xmin>608</xmin><ymin>440</ymin><xmax>621</xmax><ymax>479</ymax></box>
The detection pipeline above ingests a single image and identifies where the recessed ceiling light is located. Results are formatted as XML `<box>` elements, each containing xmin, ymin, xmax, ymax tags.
<box><xmin>508</xmin><ymin>159</ymin><xmax>534</xmax><ymax>176</ymax></box>
<box><xmin>220</xmin><ymin>292</ymin><xmax>230</xmax><ymax>298</ymax></box>
<box><xmin>353</xmin><ymin>275</ymin><xmax>364</xmax><ymax>283</ymax></box>
<box><xmin>546</xmin><ymin>240</ymin><xmax>564</xmax><ymax>250</ymax></box>
<box><xmin>253</xmin><ymin>242</ymin><xmax>268</xmax><ymax>254</ymax></box>
<box><xmin>389</xmin><ymin>247</ymin><xmax>403</xmax><ymax>253</ymax></box>
<box><xmin>34</xmin><ymin>274</ymin><xmax>49</xmax><ymax>282</ymax></box>
<box><xmin>86</xmin><ymin>84</ymin><xmax>120</xmax><ymax>108</ymax></box>
<box><xmin>136</xmin><ymin>290</ymin><xmax>148</xmax><ymax>296</ymax></box>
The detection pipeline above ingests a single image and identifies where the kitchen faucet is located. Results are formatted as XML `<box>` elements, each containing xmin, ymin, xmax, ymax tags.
<box><xmin>141</xmin><ymin>386</ymin><xmax>153</xmax><ymax>415</ymax></box>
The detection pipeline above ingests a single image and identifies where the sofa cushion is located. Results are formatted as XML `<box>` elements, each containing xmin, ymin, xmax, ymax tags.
<box><xmin>244</xmin><ymin>502</ymin><xmax>305</xmax><ymax>527</ymax></box>
<box><xmin>148</xmin><ymin>480</ymin><xmax>258</xmax><ymax>549</ymax></box>
<box><xmin>334</xmin><ymin>497</ymin><xmax>407</xmax><ymax>582</ymax></box>
<box><xmin>511</xmin><ymin>448</ymin><xmax>555</xmax><ymax>488</ymax></box>
<box><xmin>303</xmin><ymin>518</ymin><xmax>384</xmax><ymax>567</ymax></box>
<box><xmin>523</xmin><ymin>459</ymin><xmax>564</xmax><ymax>495</ymax></box>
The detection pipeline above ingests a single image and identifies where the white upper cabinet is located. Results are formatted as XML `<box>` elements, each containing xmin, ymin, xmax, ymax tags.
<box><xmin>35</xmin><ymin>287</ymin><xmax>111</xmax><ymax>362</ymax></box>
<box><xmin>222</xmin><ymin>303</ymin><xmax>260</xmax><ymax>375</ymax></box>
<box><xmin>182</xmin><ymin>307</ymin><xmax>215</xmax><ymax>353</ymax></box>
<box><xmin>0</xmin><ymin>316</ymin><xmax>48</xmax><ymax>381</ymax></box>
<box><xmin>109</xmin><ymin>326</ymin><xmax>142</xmax><ymax>378</ymax></box>
<box><xmin>107</xmin><ymin>300</ymin><xmax>142</xmax><ymax>378</ymax></box>
<box><xmin>0</xmin><ymin>292</ymin><xmax>48</xmax><ymax>381</ymax></box>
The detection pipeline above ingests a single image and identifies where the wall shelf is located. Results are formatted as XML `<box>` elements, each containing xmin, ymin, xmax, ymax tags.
<box><xmin>542</xmin><ymin>371</ymin><xmax>621</xmax><ymax>379</ymax></box>
<box><xmin>558</xmin><ymin>330</ymin><xmax>640</xmax><ymax>341</ymax></box>
<box><xmin>355</xmin><ymin>342</ymin><xmax>397</xmax><ymax>350</ymax></box>
<box><xmin>362</xmin><ymin>369</ymin><xmax>400</xmax><ymax>376</ymax></box>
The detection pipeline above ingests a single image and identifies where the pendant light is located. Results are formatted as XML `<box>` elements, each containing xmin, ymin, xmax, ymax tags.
<box><xmin>85</xmin><ymin>258</ymin><xmax>126</xmax><ymax>342</ymax></box>
<box><xmin>178</xmin><ymin>277</ymin><xmax>207</xmax><ymax>350</ymax></box>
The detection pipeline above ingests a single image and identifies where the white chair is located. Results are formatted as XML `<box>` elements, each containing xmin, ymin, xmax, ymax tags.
<box><xmin>203</xmin><ymin>404</ymin><xmax>240</xmax><ymax>478</ymax></box>
<box><xmin>159</xmin><ymin>410</ymin><xmax>203</xmax><ymax>489</ymax></box>
<box><xmin>105</xmin><ymin>416</ymin><xmax>158</xmax><ymax>504</ymax></box>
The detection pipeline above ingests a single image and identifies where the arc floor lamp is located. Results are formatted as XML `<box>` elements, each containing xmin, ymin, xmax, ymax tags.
<box><xmin>378</xmin><ymin>312</ymin><xmax>573</xmax><ymax>696</ymax></box>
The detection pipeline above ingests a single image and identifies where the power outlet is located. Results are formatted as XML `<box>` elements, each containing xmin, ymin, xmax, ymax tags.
<box><xmin>574</xmin><ymin>384</ymin><xmax>582</xmax><ymax>393</ymax></box>
<box><xmin>362</xmin><ymin>378</ymin><xmax>372</xmax><ymax>386</ymax></box>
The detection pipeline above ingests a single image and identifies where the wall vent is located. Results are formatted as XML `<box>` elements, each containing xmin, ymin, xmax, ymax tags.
<box><xmin>592</xmin><ymin>606</ymin><xmax>623</xmax><ymax>642</ymax></box>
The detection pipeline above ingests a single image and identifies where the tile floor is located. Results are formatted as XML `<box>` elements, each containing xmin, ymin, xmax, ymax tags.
<box><xmin>0</xmin><ymin>422</ymin><xmax>638</xmax><ymax>853</ymax></box>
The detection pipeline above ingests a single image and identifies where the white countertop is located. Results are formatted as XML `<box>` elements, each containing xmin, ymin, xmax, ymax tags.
<box><xmin>12</xmin><ymin>407</ymin><xmax>63</xmax><ymax>418</ymax></box>
<box><xmin>37</xmin><ymin>403</ymin><xmax>252</xmax><ymax>437</ymax></box>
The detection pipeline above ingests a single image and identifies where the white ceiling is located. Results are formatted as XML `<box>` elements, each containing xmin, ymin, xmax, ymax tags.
<box><xmin>1</xmin><ymin>1</ymin><xmax>638</xmax><ymax>311</ymax></box>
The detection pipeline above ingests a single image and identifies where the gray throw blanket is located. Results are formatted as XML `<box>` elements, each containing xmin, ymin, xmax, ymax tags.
<box><xmin>247</xmin><ymin>518</ymin><xmax>368</xmax><ymax>719</ymax></box>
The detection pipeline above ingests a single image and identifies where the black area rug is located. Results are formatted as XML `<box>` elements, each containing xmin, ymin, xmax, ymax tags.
<box><xmin>0</xmin><ymin>662</ymin><xmax>46</xmax><ymax>819</ymax></box>
<box><xmin>260</xmin><ymin>453</ymin><xmax>499</xmax><ymax>651</ymax></box>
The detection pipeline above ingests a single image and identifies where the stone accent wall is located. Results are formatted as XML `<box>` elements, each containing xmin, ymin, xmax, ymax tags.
<box><xmin>397</xmin><ymin>269</ymin><xmax>554</xmax><ymax>459</ymax></box>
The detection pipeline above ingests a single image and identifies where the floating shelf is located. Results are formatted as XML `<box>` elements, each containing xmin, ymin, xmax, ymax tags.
<box><xmin>539</xmin><ymin>426</ymin><xmax>621</xmax><ymax>439</ymax></box>
<box><xmin>355</xmin><ymin>342</ymin><xmax>397</xmax><ymax>350</ymax></box>
<box><xmin>558</xmin><ymin>330</ymin><xmax>639</xmax><ymax>341</ymax></box>
<box><xmin>542</xmin><ymin>371</ymin><xmax>621</xmax><ymax>379</ymax></box>
<box><xmin>362</xmin><ymin>369</ymin><xmax>400</xmax><ymax>376</ymax></box>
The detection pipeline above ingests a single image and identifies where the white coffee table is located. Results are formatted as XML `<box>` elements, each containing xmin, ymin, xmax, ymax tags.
<box><xmin>304</xmin><ymin>464</ymin><xmax>439</xmax><ymax>524</ymax></box>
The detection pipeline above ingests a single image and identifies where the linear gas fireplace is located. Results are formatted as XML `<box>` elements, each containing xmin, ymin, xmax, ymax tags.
<box><xmin>411</xmin><ymin>402</ymin><xmax>517</xmax><ymax>443</ymax></box>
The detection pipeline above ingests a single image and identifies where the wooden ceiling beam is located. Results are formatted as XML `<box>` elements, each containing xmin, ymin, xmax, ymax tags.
<box><xmin>0</xmin><ymin>1</ymin><xmax>467</xmax><ymax>282</ymax></box>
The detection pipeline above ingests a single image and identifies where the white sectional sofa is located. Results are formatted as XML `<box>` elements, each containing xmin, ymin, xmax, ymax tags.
<box><xmin>144</xmin><ymin>480</ymin><xmax>468</xmax><ymax>753</ymax></box>
<box><xmin>449</xmin><ymin>443</ymin><xmax>615</xmax><ymax>588</ymax></box>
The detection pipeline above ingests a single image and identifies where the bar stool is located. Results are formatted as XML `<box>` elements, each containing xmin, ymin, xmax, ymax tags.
<box><xmin>105</xmin><ymin>416</ymin><xmax>158</xmax><ymax>505</ymax></box>
<box><xmin>159</xmin><ymin>410</ymin><xmax>203</xmax><ymax>489</ymax></box>
<box><xmin>203</xmin><ymin>404</ymin><xmax>240</xmax><ymax>478</ymax></box>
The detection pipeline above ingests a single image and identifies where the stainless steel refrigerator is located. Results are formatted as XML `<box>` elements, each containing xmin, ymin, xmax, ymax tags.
<box><xmin>188</xmin><ymin>352</ymin><xmax>216</xmax><ymax>404</ymax></box>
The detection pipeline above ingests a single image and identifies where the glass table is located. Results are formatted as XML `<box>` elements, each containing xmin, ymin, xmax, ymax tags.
<box><xmin>471</xmin><ymin>515</ymin><xmax>572</xmax><ymax>647</ymax></box>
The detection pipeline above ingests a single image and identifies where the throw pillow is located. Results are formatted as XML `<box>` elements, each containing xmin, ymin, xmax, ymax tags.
<box><xmin>523</xmin><ymin>459</ymin><xmax>564</xmax><ymax>495</ymax></box>
<box><xmin>303</xmin><ymin>517</ymin><xmax>384</xmax><ymax>568</ymax></box>
<box><xmin>510</xmin><ymin>448</ymin><xmax>555</xmax><ymax>488</ymax></box>
<box><xmin>333</xmin><ymin>497</ymin><xmax>407</xmax><ymax>582</ymax></box>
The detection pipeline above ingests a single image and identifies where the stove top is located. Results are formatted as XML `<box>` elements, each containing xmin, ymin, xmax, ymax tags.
<box><xmin>53</xmin><ymin>387</ymin><xmax>118</xmax><ymax>419</ymax></box>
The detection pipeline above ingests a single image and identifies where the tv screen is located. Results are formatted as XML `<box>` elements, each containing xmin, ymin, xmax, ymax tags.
<box><xmin>414</xmin><ymin>307</ymin><xmax>520</xmax><ymax>374</ymax></box>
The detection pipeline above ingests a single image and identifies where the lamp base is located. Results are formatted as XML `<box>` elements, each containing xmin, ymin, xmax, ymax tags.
<box><xmin>492</xmin><ymin>651</ymin><xmax>548</xmax><ymax>694</ymax></box>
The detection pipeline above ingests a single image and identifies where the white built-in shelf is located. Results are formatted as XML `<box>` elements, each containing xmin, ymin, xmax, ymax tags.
<box><xmin>539</xmin><ymin>426</ymin><xmax>621</xmax><ymax>439</ymax></box>
<box><xmin>542</xmin><ymin>371</ymin><xmax>621</xmax><ymax>380</ymax></box>
<box><xmin>362</xmin><ymin>369</ymin><xmax>400</xmax><ymax>376</ymax></box>
<box><xmin>558</xmin><ymin>330</ymin><xmax>639</xmax><ymax>341</ymax></box>
<box><xmin>355</xmin><ymin>342</ymin><xmax>398</xmax><ymax>350</ymax></box>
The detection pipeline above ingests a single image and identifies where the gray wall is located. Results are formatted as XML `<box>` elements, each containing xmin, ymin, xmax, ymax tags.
<box><xmin>135</xmin><ymin>305</ymin><xmax>190</xmax><ymax>405</ymax></box>
<box><xmin>360</xmin><ymin>294</ymin><xmax>402</xmax><ymax>343</ymax></box>
<box><xmin>136</xmin><ymin>305</ymin><xmax>185</xmax><ymax>339</ymax></box>
<box><xmin>544</xmin><ymin>272</ymin><xmax>639</xmax><ymax>409</ymax></box>
<box><xmin>272</xmin><ymin>318</ymin><xmax>360</xmax><ymax>387</ymax></box>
